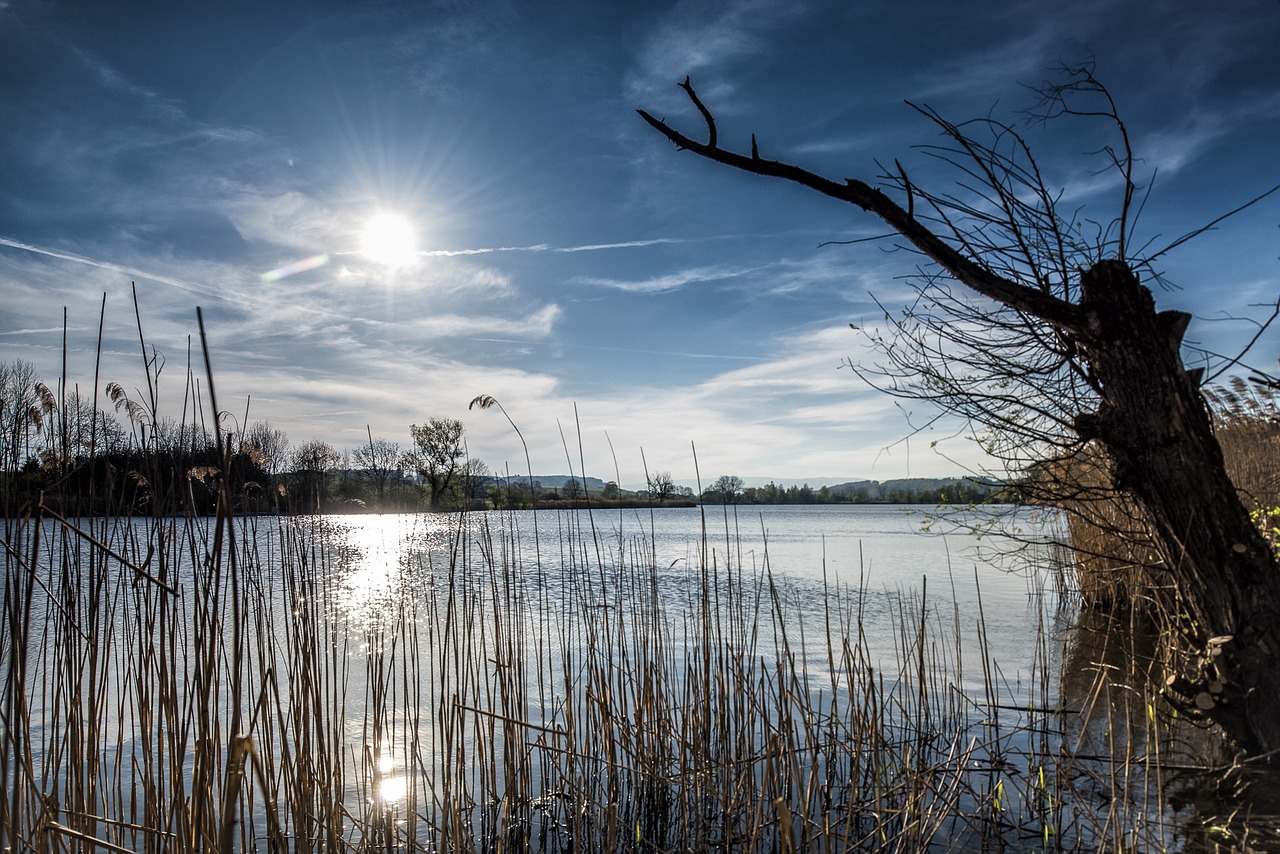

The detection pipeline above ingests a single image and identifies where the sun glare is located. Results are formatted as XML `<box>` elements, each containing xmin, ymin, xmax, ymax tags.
<box><xmin>359</xmin><ymin>212</ymin><xmax>417</xmax><ymax>268</ymax></box>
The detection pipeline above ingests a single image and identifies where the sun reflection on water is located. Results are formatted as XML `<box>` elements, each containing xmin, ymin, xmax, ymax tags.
<box><xmin>325</xmin><ymin>514</ymin><xmax>455</xmax><ymax>630</ymax></box>
<box><xmin>375</xmin><ymin>752</ymin><xmax>408</xmax><ymax>806</ymax></box>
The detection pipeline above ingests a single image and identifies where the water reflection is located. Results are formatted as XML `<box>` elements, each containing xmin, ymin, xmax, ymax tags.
<box><xmin>9</xmin><ymin>502</ymin><xmax>1110</xmax><ymax>852</ymax></box>
<box><xmin>321</xmin><ymin>513</ymin><xmax>457</xmax><ymax>629</ymax></box>
<box><xmin>375</xmin><ymin>752</ymin><xmax>408</xmax><ymax>806</ymax></box>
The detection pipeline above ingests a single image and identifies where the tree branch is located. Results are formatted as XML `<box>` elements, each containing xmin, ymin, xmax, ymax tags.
<box><xmin>637</xmin><ymin>82</ymin><xmax>1087</xmax><ymax>336</ymax></box>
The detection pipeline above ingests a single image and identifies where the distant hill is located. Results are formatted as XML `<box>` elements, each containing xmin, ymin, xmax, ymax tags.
<box><xmin>493</xmin><ymin>474</ymin><xmax>608</xmax><ymax>490</ymax></box>
<box><xmin>504</xmin><ymin>474</ymin><xmax>1004</xmax><ymax>503</ymax></box>
<box><xmin>737</xmin><ymin>476</ymin><xmax>870</xmax><ymax>489</ymax></box>
<box><xmin>732</xmin><ymin>476</ymin><xmax>999</xmax><ymax>491</ymax></box>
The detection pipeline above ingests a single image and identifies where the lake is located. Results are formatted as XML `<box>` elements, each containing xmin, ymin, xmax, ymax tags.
<box><xmin>6</xmin><ymin>503</ymin><xmax>1180</xmax><ymax>852</ymax></box>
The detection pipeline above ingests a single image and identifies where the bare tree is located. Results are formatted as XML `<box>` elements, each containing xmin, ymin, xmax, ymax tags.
<box><xmin>460</xmin><ymin>457</ymin><xmax>490</xmax><ymax>507</ymax></box>
<box><xmin>244</xmin><ymin>421</ymin><xmax>290</xmax><ymax>480</ymax></box>
<box><xmin>647</xmin><ymin>470</ymin><xmax>676</xmax><ymax>502</ymax></box>
<box><xmin>354</xmin><ymin>428</ymin><xmax>401</xmax><ymax>504</ymax></box>
<box><xmin>405</xmin><ymin>418</ymin><xmax>466</xmax><ymax>510</ymax></box>
<box><xmin>562</xmin><ymin>476</ymin><xmax>583</xmax><ymax>500</ymax></box>
<box><xmin>712</xmin><ymin>474</ymin><xmax>744</xmax><ymax>503</ymax></box>
<box><xmin>640</xmin><ymin>69</ymin><xmax>1280</xmax><ymax>755</ymax></box>
<box><xmin>0</xmin><ymin>360</ymin><xmax>44</xmax><ymax>473</ymax></box>
<box><xmin>69</xmin><ymin>390</ymin><xmax>128</xmax><ymax>458</ymax></box>
<box><xmin>291</xmin><ymin>439</ymin><xmax>338</xmax><ymax>513</ymax></box>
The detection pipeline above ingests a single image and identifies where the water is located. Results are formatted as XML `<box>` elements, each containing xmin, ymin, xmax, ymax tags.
<box><xmin>306</xmin><ymin>504</ymin><xmax>1068</xmax><ymax>707</ymax></box>
<box><xmin>4</xmin><ymin>503</ymin><xmax>1118</xmax><ymax>852</ymax></box>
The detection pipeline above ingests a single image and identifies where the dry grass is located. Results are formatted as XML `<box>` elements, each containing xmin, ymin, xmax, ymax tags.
<box><xmin>1</xmin><ymin>481</ymin><xmax>1202</xmax><ymax>851</ymax></box>
<box><xmin>1051</xmin><ymin>378</ymin><xmax>1280</xmax><ymax>618</ymax></box>
<box><xmin>0</xmin><ymin>333</ymin><xmax>1224</xmax><ymax>852</ymax></box>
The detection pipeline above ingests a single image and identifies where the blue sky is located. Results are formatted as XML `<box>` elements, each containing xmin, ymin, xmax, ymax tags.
<box><xmin>1</xmin><ymin>0</ymin><xmax>1277</xmax><ymax>488</ymax></box>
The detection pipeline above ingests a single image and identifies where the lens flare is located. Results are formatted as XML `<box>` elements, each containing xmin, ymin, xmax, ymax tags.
<box><xmin>260</xmin><ymin>253</ymin><xmax>330</xmax><ymax>282</ymax></box>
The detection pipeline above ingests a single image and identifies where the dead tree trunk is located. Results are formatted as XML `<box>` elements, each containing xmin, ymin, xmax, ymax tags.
<box><xmin>1075</xmin><ymin>260</ymin><xmax>1280</xmax><ymax>755</ymax></box>
<box><xmin>639</xmin><ymin>80</ymin><xmax>1280</xmax><ymax>755</ymax></box>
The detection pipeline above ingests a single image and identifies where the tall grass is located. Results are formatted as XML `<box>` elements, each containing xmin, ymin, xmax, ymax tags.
<box><xmin>2</xmin><ymin>486</ymin><xmax>1213</xmax><ymax>850</ymax></box>
<box><xmin>0</xmin><ymin>326</ymin><xmax>1233</xmax><ymax>852</ymax></box>
<box><xmin>1056</xmin><ymin>377</ymin><xmax>1280</xmax><ymax>616</ymax></box>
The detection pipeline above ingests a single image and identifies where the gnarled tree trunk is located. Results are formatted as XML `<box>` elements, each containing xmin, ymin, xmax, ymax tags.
<box><xmin>1075</xmin><ymin>260</ymin><xmax>1280</xmax><ymax>755</ymax></box>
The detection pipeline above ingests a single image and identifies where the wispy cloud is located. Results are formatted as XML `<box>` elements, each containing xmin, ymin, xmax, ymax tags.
<box><xmin>405</xmin><ymin>304</ymin><xmax>562</xmax><ymax>339</ymax></box>
<box><xmin>570</xmin><ymin>251</ymin><xmax>899</xmax><ymax>300</ymax></box>
<box><xmin>572</xmin><ymin>264</ymin><xmax>743</xmax><ymax>293</ymax></box>
<box><xmin>0</xmin><ymin>237</ymin><xmax>209</xmax><ymax>297</ymax></box>
<box><xmin>0</xmin><ymin>326</ymin><xmax>72</xmax><ymax>338</ymax></box>
<box><xmin>628</xmin><ymin>0</ymin><xmax>808</xmax><ymax>104</ymax></box>
<box><xmin>1139</xmin><ymin>88</ymin><xmax>1280</xmax><ymax>176</ymax></box>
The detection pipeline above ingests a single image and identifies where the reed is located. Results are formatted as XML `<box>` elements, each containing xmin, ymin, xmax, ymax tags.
<box><xmin>0</xmin><ymin>327</ymin><xmax>1219</xmax><ymax>852</ymax></box>
<box><xmin>1052</xmin><ymin>378</ymin><xmax>1280</xmax><ymax>618</ymax></box>
<box><xmin>1</xmin><ymin>489</ymin><xmax>1197</xmax><ymax>849</ymax></box>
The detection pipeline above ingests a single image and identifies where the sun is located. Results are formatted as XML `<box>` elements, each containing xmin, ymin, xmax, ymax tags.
<box><xmin>359</xmin><ymin>212</ymin><xmax>417</xmax><ymax>268</ymax></box>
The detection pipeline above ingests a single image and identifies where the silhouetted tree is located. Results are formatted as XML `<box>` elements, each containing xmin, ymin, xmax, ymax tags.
<box><xmin>291</xmin><ymin>439</ymin><xmax>339</xmax><ymax>513</ymax></box>
<box><xmin>646</xmin><ymin>470</ymin><xmax>675</xmax><ymax>502</ymax></box>
<box><xmin>459</xmin><ymin>457</ymin><xmax>490</xmax><ymax>507</ymax></box>
<box><xmin>354</xmin><ymin>428</ymin><xmax>401</xmax><ymax>505</ymax></box>
<box><xmin>562</xmin><ymin>476</ymin><xmax>583</xmax><ymax>500</ymax></box>
<box><xmin>245</xmin><ymin>421</ymin><xmax>290</xmax><ymax>480</ymax></box>
<box><xmin>405</xmin><ymin>418</ymin><xmax>466</xmax><ymax>509</ymax></box>
<box><xmin>712</xmin><ymin>474</ymin><xmax>744</xmax><ymax>504</ymax></box>
<box><xmin>0</xmin><ymin>360</ymin><xmax>44</xmax><ymax>475</ymax></box>
<box><xmin>640</xmin><ymin>68</ymin><xmax>1280</xmax><ymax>755</ymax></box>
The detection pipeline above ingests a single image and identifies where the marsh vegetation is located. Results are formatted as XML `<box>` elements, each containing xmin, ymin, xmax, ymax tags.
<box><xmin>0</xmin><ymin>500</ymin><xmax>1196</xmax><ymax>853</ymax></box>
<box><xmin>4</xmin><ymin>310</ymin><xmax>1280</xmax><ymax>851</ymax></box>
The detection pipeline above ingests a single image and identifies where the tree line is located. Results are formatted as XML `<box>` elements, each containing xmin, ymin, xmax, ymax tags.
<box><xmin>0</xmin><ymin>358</ymin><xmax>505</xmax><ymax>515</ymax></box>
<box><xmin>1</xmin><ymin>358</ymin><xmax>1012</xmax><ymax>516</ymax></box>
<box><xmin>697</xmin><ymin>474</ymin><xmax>1003</xmax><ymax>505</ymax></box>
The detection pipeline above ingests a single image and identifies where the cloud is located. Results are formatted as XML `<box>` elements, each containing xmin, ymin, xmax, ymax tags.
<box><xmin>520</xmin><ymin>319</ymin><xmax>979</xmax><ymax>484</ymax></box>
<box><xmin>1138</xmin><ymin>88</ymin><xmax>1280</xmax><ymax>177</ymax></box>
<box><xmin>573</xmin><ymin>264</ymin><xmax>744</xmax><ymax>293</ymax></box>
<box><xmin>364</xmin><ymin>1</ymin><xmax>519</xmax><ymax>100</ymax></box>
<box><xmin>225</xmin><ymin>191</ymin><xmax>350</xmax><ymax>257</ymax></box>
<box><xmin>419</xmin><ymin>237</ymin><xmax>689</xmax><ymax>257</ymax></box>
<box><xmin>907</xmin><ymin>24</ymin><xmax>1061</xmax><ymax>104</ymax></box>
<box><xmin>0</xmin><ymin>236</ymin><xmax>212</xmax><ymax>298</ymax></box>
<box><xmin>628</xmin><ymin>0</ymin><xmax>808</xmax><ymax>104</ymax></box>
<box><xmin>405</xmin><ymin>304</ymin><xmax>562</xmax><ymax>339</ymax></box>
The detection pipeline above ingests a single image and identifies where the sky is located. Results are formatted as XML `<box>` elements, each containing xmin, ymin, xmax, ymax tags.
<box><xmin>1</xmin><ymin>0</ymin><xmax>1278</xmax><ymax>489</ymax></box>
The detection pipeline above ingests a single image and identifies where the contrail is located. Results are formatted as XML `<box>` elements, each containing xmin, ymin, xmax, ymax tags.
<box><xmin>420</xmin><ymin>237</ymin><xmax>689</xmax><ymax>257</ymax></box>
<box><xmin>3</xmin><ymin>232</ymin><xmax>692</xmax><ymax>287</ymax></box>
<box><xmin>0</xmin><ymin>236</ymin><xmax>207</xmax><ymax>296</ymax></box>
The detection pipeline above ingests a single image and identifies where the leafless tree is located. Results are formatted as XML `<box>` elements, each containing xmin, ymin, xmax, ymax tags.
<box><xmin>405</xmin><ymin>418</ymin><xmax>466</xmax><ymax>509</ymax></box>
<box><xmin>647</xmin><ymin>470</ymin><xmax>676</xmax><ymax>502</ymax></box>
<box><xmin>460</xmin><ymin>457</ymin><xmax>490</xmax><ymax>506</ymax></box>
<box><xmin>712</xmin><ymin>474</ymin><xmax>744</xmax><ymax>503</ymax></box>
<box><xmin>244</xmin><ymin>421</ymin><xmax>290</xmax><ymax>479</ymax></box>
<box><xmin>354</xmin><ymin>428</ymin><xmax>401</xmax><ymax>504</ymax></box>
<box><xmin>291</xmin><ymin>439</ymin><xmax>339</xmax><ymax>513</ymax></box>
<box><xmin>61</xmin><ymin>390</ymin><xmax>128</xmax><ymax>459</ymax></box>
<box><xmin>562</xmin><ymin>476</ymin><xmax>583</xmax><ymax>500</ymax></box>
<box><xmin>640</xmin><ymin>68</ymin><xmax>1280</xmax><ymax>755</ymax></box>
<box><xmin>0</xmin><ymin>360</ymin><xmax>44</xmax><ymax>472</ymax></box>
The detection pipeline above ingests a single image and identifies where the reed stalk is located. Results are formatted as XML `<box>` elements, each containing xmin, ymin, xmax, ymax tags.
<box><xmin>0</xmin><ymin>333</ymin><xmax>1233</xmax><ymax>853</ymax></box>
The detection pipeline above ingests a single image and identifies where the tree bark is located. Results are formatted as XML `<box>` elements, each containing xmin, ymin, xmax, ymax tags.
<box><xmin>1074</xmin><ymin>261</ymin><xmax>1280</xmax><ymax>755</ymax></box>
